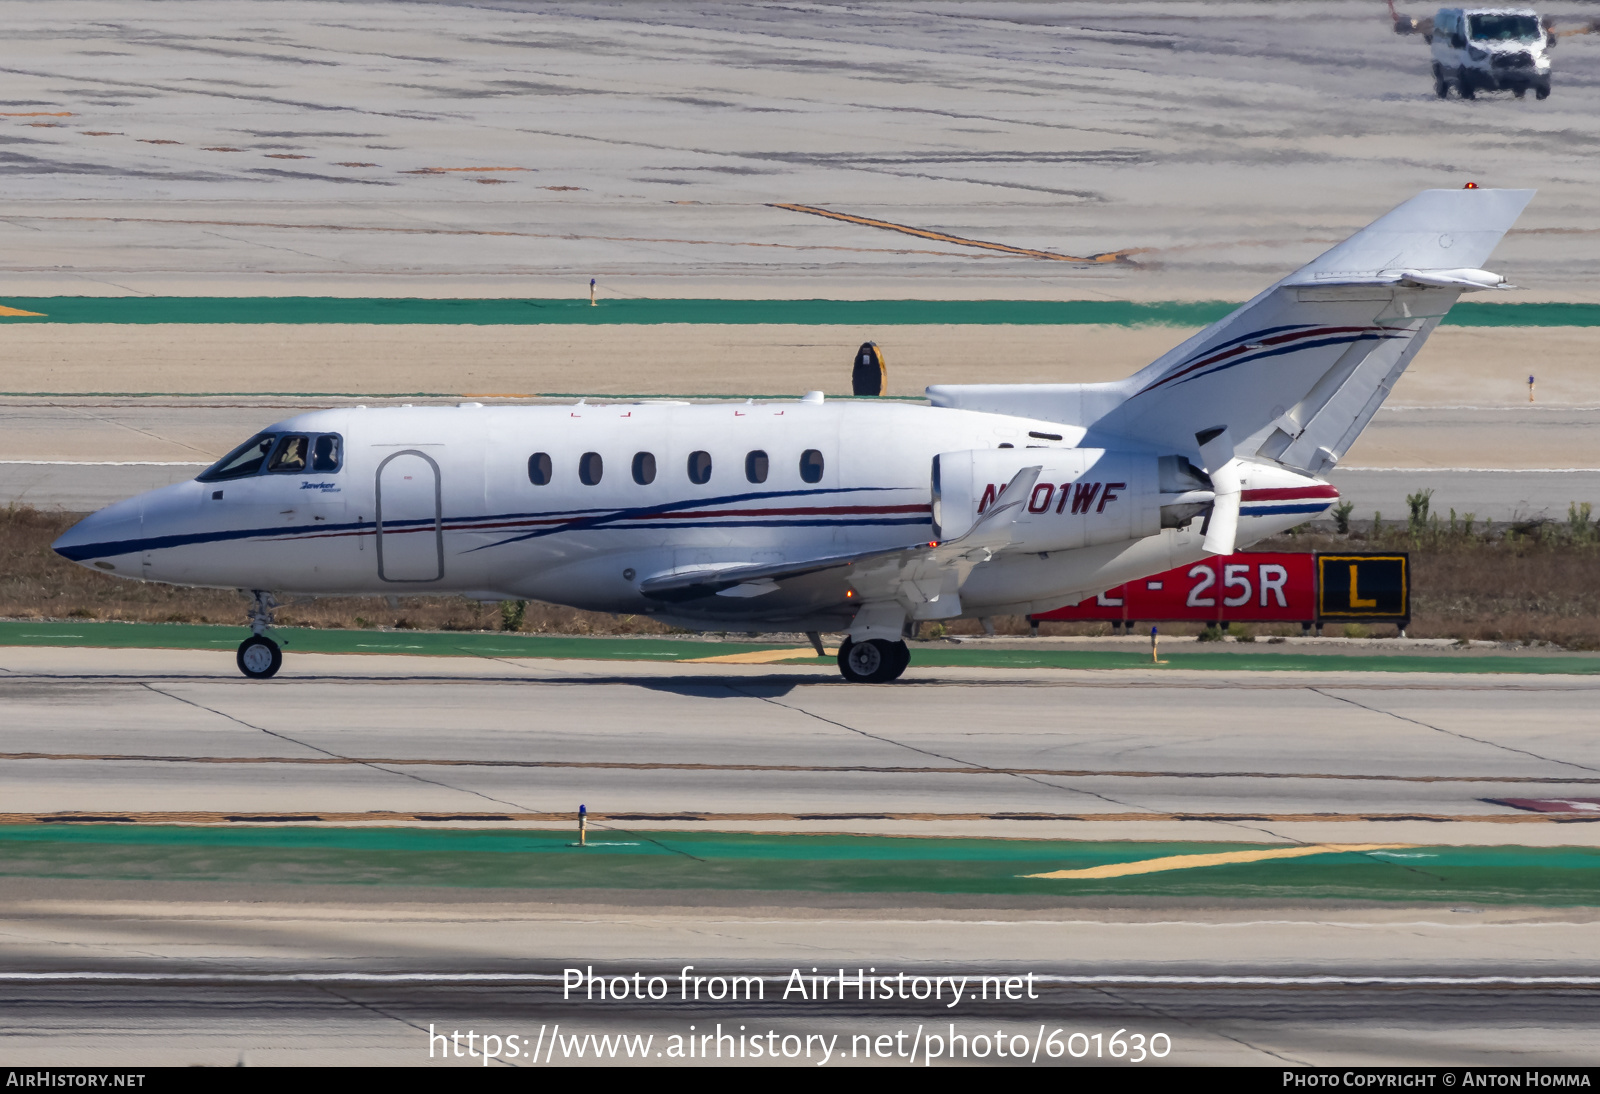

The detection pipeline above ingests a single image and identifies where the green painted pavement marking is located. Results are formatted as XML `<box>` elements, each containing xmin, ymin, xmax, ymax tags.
<box><xmin>2</xmin><ymin>620</ymin><xmax>1598</xmax><ymax>674</ymax></box>
<box><xmin>0</xmin><ymin>826</ymin><xmax>1594</xmax><ymax>901</ymax></box>
<box><xmin>0</xmin><ymin>297</ymin><xmax>1593</xmax><ymax>326</ymax></box>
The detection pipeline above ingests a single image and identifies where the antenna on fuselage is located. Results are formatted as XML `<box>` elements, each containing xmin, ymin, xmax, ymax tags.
<box><xmin>852</xmin><ymin>341</ymin><xmax>886</xmax><ymax>396</ymax></box>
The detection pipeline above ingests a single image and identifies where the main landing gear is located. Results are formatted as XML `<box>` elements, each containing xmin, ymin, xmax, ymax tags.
<box><xmin>236</xmin><ymin>590</ymin><xmax>282</xmax><ymax>679</ymax></box>
<box><xmin>836</xmin><ymin>636</ymin><xmax>909</xmax><ymax>683</ymax></box>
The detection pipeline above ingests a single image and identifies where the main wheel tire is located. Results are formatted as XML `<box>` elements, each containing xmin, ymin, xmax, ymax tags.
<box><xmin>1535</xmin><ymin>82</ymin><xmax>1550</xmax><ymax>100</ymax></box>
<box><xmin>837</xmin><ymin>637</ymin><xmax>903</xmax><ymax>683</ymax></box>
<box><xmin>237</xmin><ymin>635</ymin><xmax>282</xmax><ymax>679</ymax></box>
<box><xmin>886</xmin><ymin>639</ymin><xmax>910</xmax><ymax>680</ymax></box>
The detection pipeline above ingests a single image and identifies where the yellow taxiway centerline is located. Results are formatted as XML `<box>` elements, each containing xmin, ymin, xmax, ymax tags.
<box><xmin>1024</xmin><ymin>843</ymin><xmax>1414</xmax><ymax>880</ymax></box>
<box><xmin>681</xmin><ymin>647</ymin><xmax>837</xmax><ymax>664</ymax></box>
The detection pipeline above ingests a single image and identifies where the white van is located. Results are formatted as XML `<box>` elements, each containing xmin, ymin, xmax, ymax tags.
<box><xmin>1430</xmin><ymin>8</ymin><xmax>1553</xmax><ymax>98</ymax></box>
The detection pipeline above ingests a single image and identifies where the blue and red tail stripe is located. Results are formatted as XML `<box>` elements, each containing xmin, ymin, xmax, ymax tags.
<box><xmin>1138</xmin><ymin>325</ymin><xmax>1408</xmax><ymax>395</ymax></box>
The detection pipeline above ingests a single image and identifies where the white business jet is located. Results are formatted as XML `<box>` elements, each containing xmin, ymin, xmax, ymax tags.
<box><xmin>53</xmin><ymin>187</ymin><xmax>1530</xmax><ymax>681</ymax></box>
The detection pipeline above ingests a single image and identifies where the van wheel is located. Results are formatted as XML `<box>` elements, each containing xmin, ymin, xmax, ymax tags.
<box><xmin>1432</xmin><ymin>64</ymin><xmax>1448</xmax><ymax>98</ymax></box>
<box><xmin>1513</xmin><ymin>87</ymin><xmax>1526</xmax><ymax>99</ymax></box>
<box><xmin>1458</xmin><ymin>73</ymin><xmax>1476</xmax><ymax>99</ymax></box>
<box><xmin>1535</xmin><ymin>82</ymin><xmax>1550</xmax><ymax>100</ymax></box>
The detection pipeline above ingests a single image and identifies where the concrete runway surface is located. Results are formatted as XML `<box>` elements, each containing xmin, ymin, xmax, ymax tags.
<box><xmin>1</xmin><ymin>1</ymin><xmax>1599</xmax><ymax>301</ymax></box>
<box><xmin>5</xmin><ymin>646</ymin><xmax>1600</xmax><ymax>844</ymax></box>
<box><xmin>2</xmin><ymin>648</ymin><xmax>1599</xmax><ymax>1064</ymax></box>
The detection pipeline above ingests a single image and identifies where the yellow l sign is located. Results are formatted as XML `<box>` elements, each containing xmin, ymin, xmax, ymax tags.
<box><xmin>1348</xmin><ymin>564</ymin><xmax>1377</xmax><ymax>609</ymax></box>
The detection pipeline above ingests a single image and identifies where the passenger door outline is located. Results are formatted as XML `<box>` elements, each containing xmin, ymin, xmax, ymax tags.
<box><xmin>375</xmin><ymin>449</ymin><xmax>444</xmax><ymax>583</ymax></box>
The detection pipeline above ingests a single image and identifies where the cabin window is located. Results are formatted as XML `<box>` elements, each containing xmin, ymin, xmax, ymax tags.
<box><xmin>528</xmin><ymin>452</ymin><xmax>552</xmax><ymax>486</ymax></box>
<box><xmin>745</xmin><ymin>450</ymin><xmax>768</xmax><ymax>484</ymax></box>
<box><xmin>799</xmin><ymin>448</ymin><xmax>824</xmax><ymax>484</ymax></box>
<box><xmin>687</xmin><ymin>450</ymin><xmax>712</xmax><ymax>485</ymax></box>
<box><xmin>197</xmin><ymin>433</ymin><xmax>276</xmax><ymax>482</ymax></box>
<box><xmin>632</xmin><ymin>452</ymin><xmax>656</xmax><ymax>485</ymax></box>
<box><xmin>267</xmin><ymin>435</ymin><xmax>310</xmax><ymax>472</ymax></box>
<box><xmin>579</xmin><ymin>452</ymin><xmax>604</xmax><ymax>486</ymax></box>
<box><xmin>311</xmin><ymin>434</ymin><xmax>342</xmax><ymax>473</ymax></box>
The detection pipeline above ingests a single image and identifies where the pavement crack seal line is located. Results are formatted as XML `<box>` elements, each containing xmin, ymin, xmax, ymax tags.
<box><xmin>1089</xmin><ymin>981</ymin><xmax>1309</xmax><ymax>1067</ymax></box>
<box><xmin>768</xmin><ymin>203</ymin><xmax>1146</xmax><ymax>263</ymax></box>
<box><xmin>134</xmin><ymin>681</ymin><xmax>536</xmax><ymax>816</ymax></box>
<box><xmin>444</xmin><ymin>646</ymin><xmax>705</xmax><ymax>860</ymax></box>
<box><xmin>740</xmin><ymin>686</ymin><xmax>1529</xmax><ymax>865</ymax></box>
<box><xmin>311</xmin><ymin>984</ymin><xmax>505</xmax><ymax>1067</ymax></box>
<box><xmin>6</xmin><ymin>750</ymin><xmax>1600</xmax><ymax>786</ymax></box>
<box><xmin>1311</xmin><ymin>688</ymin><xmax>1600</xmax><ymax>776</ymax></box>
<box><xmin>24</xmin><ymin>215</ymin><xmax>975</xmax><ymax>260</ymax></box>
<box><xmin>732</xmin><ymin>687</ymin><xmax>1305</xmax><ymax>846</ymax></box>
<box><xmin>42</xmin><ymin>397</ymin><xmax>215</xmax><ymax>460</ymax></box>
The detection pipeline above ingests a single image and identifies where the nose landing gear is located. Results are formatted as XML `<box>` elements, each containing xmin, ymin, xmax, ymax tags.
<box><xmin>836</xmin><ymin>636</ymin><xmax>910</xmax><ymax>683</ymax></box>
<box><xmin>236</xmin><ymin>590</ymin><xmax>282</xmax><ymax>679</ymax></box>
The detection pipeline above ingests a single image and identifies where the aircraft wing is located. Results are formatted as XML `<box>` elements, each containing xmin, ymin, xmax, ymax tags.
<box><xmin>639</xmin><ymin>465</ymin><xmax>1042</xmax><ymax>612</ymax></box>
<box><xmin>638</xmin><ymin>545</ymin><xmax>912</xmax><ymax>602</ymax></box>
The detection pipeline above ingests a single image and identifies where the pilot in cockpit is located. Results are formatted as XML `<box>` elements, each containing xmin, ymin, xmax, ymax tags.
<box><xmin>268</xmin><ymin>435</ymin><xmax>308</xmax><ymax>472</ymax></box>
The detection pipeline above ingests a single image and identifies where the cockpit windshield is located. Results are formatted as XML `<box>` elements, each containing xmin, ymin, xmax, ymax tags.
<box><xmin>198</xmin><ymin>433</ymin><xmax>276</xmax><ymax>482</ymax></box>
<box><xmin>197</xmin><ymin>431</ymin><xmax>343</xmax><ymax>482</ymax></box>
<box><xmin>1469</xmin><ymin>13</ymin><xmax>1541</xmax><ymax>42</ymax></box>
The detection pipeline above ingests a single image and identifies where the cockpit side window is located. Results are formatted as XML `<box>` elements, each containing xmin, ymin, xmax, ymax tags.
<box><xmin>268</xmin><ymin>435</ymin><xmax>310</xmax><ymax>472</ymax></box>
<box><xmin>311</xmin><ymin>434</ymin><xmax>342</xmax><ymax>473</ymax></box>
<box><xmin>197</xmin><ymin>433</ymin><xmax>277</xmax><ymax>482</ymax></box>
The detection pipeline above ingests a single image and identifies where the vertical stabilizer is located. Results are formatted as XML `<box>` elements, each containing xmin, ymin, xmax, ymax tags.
<box><xmin>1087</xmin><ymin>188</ymin><xmax>1533</xmax><ymax>472</ymax></box>
<box><xmin>927</xmin><ymin>189</ymin><xmax>1533</xmax><ymax>477</ymax></box>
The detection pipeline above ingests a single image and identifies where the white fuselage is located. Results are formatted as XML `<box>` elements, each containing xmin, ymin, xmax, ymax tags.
<box><xmin>53</xmin><ymin>398</ymin><xmax>1335</xmax><ymax>632</ymax></box>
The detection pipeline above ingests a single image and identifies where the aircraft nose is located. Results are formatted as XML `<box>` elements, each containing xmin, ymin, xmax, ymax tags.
<box><xmin>52</xmin><ymin>494</ymin><xmax>146</xmax><ymax>572</ymax></box>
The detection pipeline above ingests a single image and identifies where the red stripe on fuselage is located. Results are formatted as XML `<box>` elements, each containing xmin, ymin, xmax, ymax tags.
<box><xmin>1241</xmin><ymin>486</ymin><xmax>1339</xmax><ymax>501</ymax></box>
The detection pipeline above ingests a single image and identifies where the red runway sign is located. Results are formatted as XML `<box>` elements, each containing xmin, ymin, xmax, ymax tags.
<box><xmin>1033</xmin><ymin>553</ymin><xmax>1316</xmax><ymax>624</ymax></box>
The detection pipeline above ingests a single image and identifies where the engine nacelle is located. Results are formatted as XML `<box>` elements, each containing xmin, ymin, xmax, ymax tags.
<box><xmin>933</xmin><ymin>448</ymin><xmax>1167</xmax><ymax>554</ymax></box>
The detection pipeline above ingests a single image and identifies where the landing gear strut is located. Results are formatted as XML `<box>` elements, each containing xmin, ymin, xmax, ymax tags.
<box><xmin>237</xmin><ymin>590</ymin><xmax>282</xmax><ymax>679</ymax></box>
<box><xmin>836</xmin><ymin>636</ymin><xmax>909</xmax><ymax>683</ymax></box>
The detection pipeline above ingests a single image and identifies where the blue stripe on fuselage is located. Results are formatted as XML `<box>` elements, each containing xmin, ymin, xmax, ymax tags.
<box><xmin>1241</xmin><ymin>503</ymin><xmax>1334</xmax><ymax>516</ymax></box>
<box><xmin>53</xmin><ymin>485</ymin><xmax>911</xmax><ymax>561</ymax></box>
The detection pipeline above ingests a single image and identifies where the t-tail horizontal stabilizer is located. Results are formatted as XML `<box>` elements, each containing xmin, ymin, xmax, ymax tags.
<box><xmin>1105</xmin><ymin>187</ymin><xmax>1533</xmax><ymax>476</ymax></box>
<box><xmin>925</xmin><ymin>188</ymin><xmax>1534</xmax><ymax>480</ymax></box>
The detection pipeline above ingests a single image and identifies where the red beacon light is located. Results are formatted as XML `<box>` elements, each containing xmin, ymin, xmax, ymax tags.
<box><xmin>1463</xmin><ymin>181</ymin><xmax>1480</xmax><ymax>189</ymax></box>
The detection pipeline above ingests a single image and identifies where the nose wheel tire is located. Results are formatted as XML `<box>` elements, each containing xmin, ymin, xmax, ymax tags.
<box><xmin>237</xmin><ymin>635</ymin><xmax>282</xmax><ymax>679</ymax></box>
<box><xmin>837</xmin><ymin>637</ymin><xmax>910</xmax><ymax>683</ymax></box>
